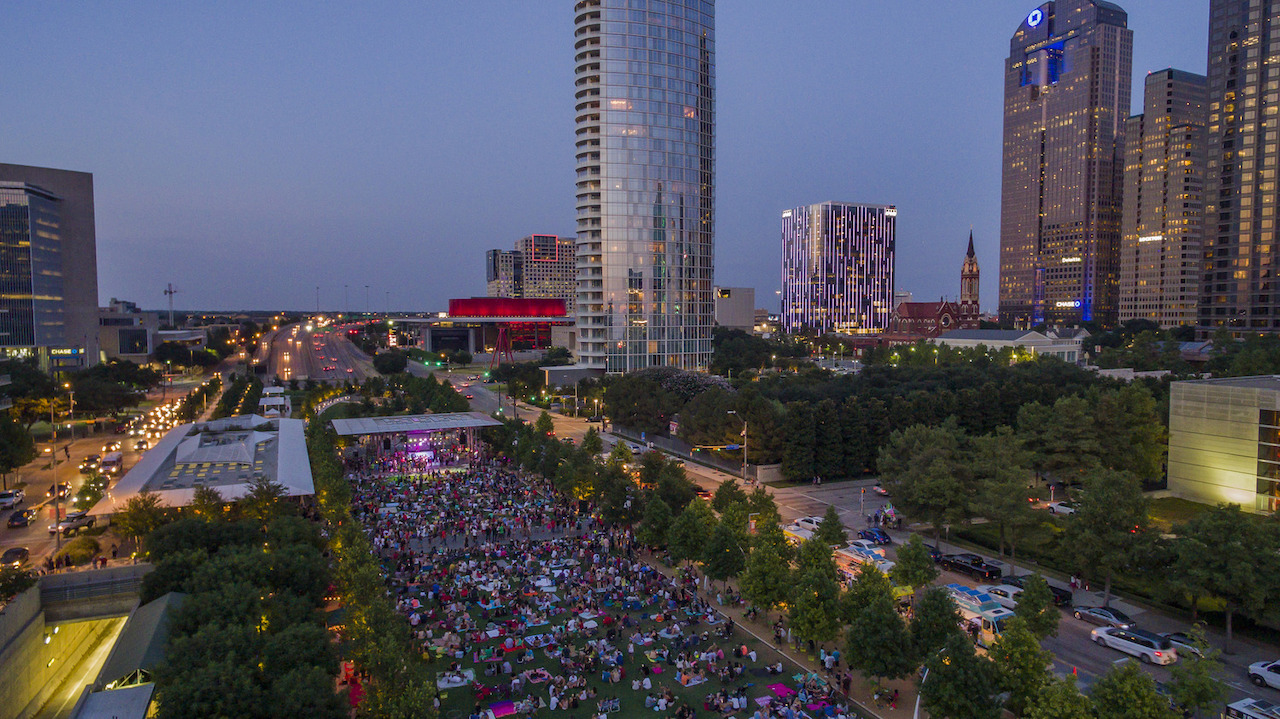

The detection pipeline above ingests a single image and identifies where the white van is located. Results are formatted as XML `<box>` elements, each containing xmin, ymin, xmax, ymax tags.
<box><xmin>1224</xmin><ymin>698</ymin><xmax>1280</xmax><ymax>719</ymax></box>
<box><xmin>1090</xmin><ymin>627</ymin><xmax>1177</xmax><ymax>665</ymax></box>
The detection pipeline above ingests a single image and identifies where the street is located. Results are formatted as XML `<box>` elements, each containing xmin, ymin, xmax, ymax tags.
<box><xmin>263</xmin><ymin>323</ymin><xmax>375</xmax><ymax>383</ymax></box>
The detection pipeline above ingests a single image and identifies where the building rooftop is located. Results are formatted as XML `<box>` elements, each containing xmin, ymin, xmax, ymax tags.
<box><xmin>1175</xmin><ymin>376</ymin><xmax>1280</xmax><ymax>391</ymax></box>
<box><xmin>330</xmin><ymin>411</ymin><xmax>503</xmax><ymax>437</ymax></box>
<box><xmin>89</xmin><ymin>415</ymin><xmax>313</xmax><ymax>515</ymax></box>
<box><xmin>938</xmin><ymin>329</ymin><xmax>1043</xmax><ymax>342</ymax></box>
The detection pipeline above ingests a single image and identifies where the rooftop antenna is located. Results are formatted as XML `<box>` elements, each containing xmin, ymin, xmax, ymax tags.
<box><xmin>164</xmin><ymin>283</ymin><xmax>181</xmax><ymax>327</ymax></box>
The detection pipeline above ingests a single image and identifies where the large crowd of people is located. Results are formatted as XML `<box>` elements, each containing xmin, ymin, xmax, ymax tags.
<box><xmin>344</xmin><ymin>448</ymin><xmax>867</xmax><ymax>719</ymax></box>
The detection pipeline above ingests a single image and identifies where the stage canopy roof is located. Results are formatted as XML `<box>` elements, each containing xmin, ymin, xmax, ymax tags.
<box><xmin>330</xmin><ymin>412</ymin><xmax>502</xmax><ymax>437</ymax></box>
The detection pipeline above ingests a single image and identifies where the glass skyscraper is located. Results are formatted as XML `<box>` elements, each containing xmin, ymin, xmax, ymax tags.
<box><xmin>0</xmin><ymin>182</ymin><xmax>66</xmax><ymax>349</ymax></box>
<box><xmin>573</xmin><ymin>0</ymin><xmax>715</xmax><ymax>373</ymax></box>
<box><xmin>780</xmin><ymin>202</ymin><xmax>896</xmax><ymax>335</ymax></box>
<box><xmin>999</xmin><ymin>1</ymin><xmax>1132</xmax><ymax>327</ymax></box>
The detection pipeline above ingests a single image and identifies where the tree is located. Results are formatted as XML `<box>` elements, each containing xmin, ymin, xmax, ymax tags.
<box><xmin>1018</xmin><ymin>396</ymin><xmax>1101</xmax><ymax>484</ymax></box>
<box><xmin>189</xmin><ymin>486</ymin><xmax>226</xmax><ymax>522</ymax></box>
<box><xmin>114</xmin><ymin>490</ymin><xmax>170</xmax><ymax>551</ymax></box>
<box><xmin>740</xmin><ymin>541</ymin><xmax>791</xmax><ymax>620</ymax></box>
<box><xmin>794</xmin><ymin>538</ymin><xmax>838</xmax><ymax>586</ymax></box>
<box><xmin>813</xmin><ymin>504</ymin><xmax>848</xmax><ymax>547</ymax></box>
<box><xmin>972</xmin><ymin>427</ymin><xmax>1038</xmax><ymax>559</ymax></box>
<box><xmin>877</xmin><ymin>420</ymin><xmax>971</xmax><ymax>545</ymax></box>
<box><xmin>239</xmin><ymin>476</ymin><xmax>288</xmax><ymax>527</ymax></box>
<box><xmin>0</xmin><ymin>412</ymin><xmax>35</xmax><ymax>485</ymax></box>
<box><xmin>1091</xmin><ymin>385</ymin><xmax>1166</xmax><ymax>480</ymax></box>
<box><xmin>371</xmin><ymin>349</ymin><xmax>408</xmax><ymax>374</ymax></box>
<box><xmin>581</xmin><ymin>426</ymin><xmax>604</xmax><ymax>456</ymax></box>
<box><xmin>534</xmin><ymin>411</ymin><xmax>555</xmax><ymax>437</ymax></box>
<box><xmin>667</xmin><ymin>500</ymin><xmax>714</xmax><ymax>565</ymax></box>
<box><xmin>1024</xmin><ymin>675</ymin><xmax>1095</xmax><ymax>719</ymax></box>
<box><xmin>918</xmin><ymin>633</ymin><xmax>1001</xmax><ymax>719</ymax></box>
<box><xmin>1171</xmin><ymin>504</ymin><xmax>1280</xmax><ymax>645</ymax></box>
<box><xmin>788</xmin><ymin>567</ymin><xmax>844</xmax><ymax>649</ymax></box>
<box><xmin>989</xmin><ymin>617</ymin><xmax>1054</xmax><ymax>715</ymax></box>
<box><xmin>1065</xmin><ymin>467</ymin><xmax>1149</xmax><ymax>606</ymax></box>
<box><xmin>711</xmin><ymin>478</ymin><xmax>747</xmax><ymax>513</ymax></box>
<box><xmin>780</xmin><ymin>403</ymin><xmax>815</xmax><ymax>481</ymax></box>
<box><xmin>890</xmin><ymin>534</ymin><xmax>939</xmax><ymax>592</ymax></box>
<box><xmin>1089</xmin><ymin>662</ymin><xmax>1179</xmax><ymax>719</ymax></box>
<box><xmin>746</xmin><ymin>486</ymin><xmax>780</xmax><ymax>527</ymax></box>
<box><xmin>1166</xmin><ymin>626</ymin><xmax>1227</xmax><ymax>717</ymax></box>
<box><xmin>812</xmin><ymin>399</ymin><xmax>844</xmax><ymax>480</ymax></box>
<box><xmin>636</xmin><ymin>496</ymin><xmax>673</xmax><ymax>548</ymax></box>
<box><xmin>845</xmin><ymin>586</ymin><xmax>915</xmax><ymax>684</ymax></box>
<box><xmin>1014</xmin><ymin>573</ymin><xmax>1060</xmax><ymax>639</ymax></box>
<box><xmin>910</xmin><ymin>585</ymin><xmax>964</xmax><ymax>661</ymax></box>
<box><xmin>606</xmin><ymin>441</ymin><xmax>634</xmax><ymax>468</ymax></box>
<box><xmin>702</xmin><ymin>520</ymin><xmax>746</xmax><ymax>587</ymax></box>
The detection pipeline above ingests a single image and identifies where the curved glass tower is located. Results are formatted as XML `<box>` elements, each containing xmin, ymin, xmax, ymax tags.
<box><xmin>573</xmin><ymin>0</ymin><xmax>715</xmax><ymax>373</ymax></box>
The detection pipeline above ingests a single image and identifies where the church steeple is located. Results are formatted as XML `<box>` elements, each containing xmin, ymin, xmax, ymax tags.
<box><xmin>966</xmin><ymin>230</ymin><xmax>975</xmax><ymax>259</ymax></box>
<box><xmin>960</xmin><ymin>230</ymin><xmax>980</xmax><ymax>325</ymax></box>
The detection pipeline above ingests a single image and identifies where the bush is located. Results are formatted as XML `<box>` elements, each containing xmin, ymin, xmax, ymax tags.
<box><xmin>373</xmin><ymin>350</ymin><xmax>408</xmax><ymax>375</ymax></box>
<box><xmin>57</xmin><ymin>536</ymin><xmax>101</xmax><ymax>566</ymax></box>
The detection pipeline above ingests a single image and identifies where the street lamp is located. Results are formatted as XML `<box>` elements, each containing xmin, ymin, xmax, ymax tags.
<box><xmin>727</xmin><ymin>410</ymin><xmax>748</xmax><ymax>486</ymax></box>
<box><xmin>62</xmin><ymin>383</ymin><xmax>75</xmax><ymax>440</ymax></box>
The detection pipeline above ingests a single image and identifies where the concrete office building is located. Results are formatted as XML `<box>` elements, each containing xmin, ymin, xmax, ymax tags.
<box><xmin>999</xmin><ymin>2</ymin><xmax>1133</xmax><ymax>327</ymax></box>
<box><xmin>485</xmin><ymin>249</ymin><xmax>521</xmax><ymax>298</ymax></box>
<box><xmin>517</xmin><ymin>234</ymin><xmax>576</xmax><ymax>303</ymax></box>
<box><xmin>573</xmin><ymin>0</ymin><xmax>715</xmax><ymax>372</ymax></box>
<box><xmin>1168</xmin><ymin>376</ymin><xmax>1280</xmax><ymax>514</ymax></box>
<box><xmin>780</xmin><ymin>202</ymin><xmax>896</xmax><ymax>335</ymax></box>
<box><xmin>99</xmin><ymin>298</ymin><xmax>160</xmax><ymax>363</ymax></box>
<box><xmin>713</xmin><ymin>287</ymin><xmax>754</xmax><ymax>332</ymax></box>
<box><xmin>1119</xmin><ymin>69</ymin><xmax>1208</xmax><ymax>328</ymax></box>
<box><xmin>1201</xmin><ymin>1</ymin><xmax>1280</xmax><ymax>332</ymax></box>
<box><xmin>0</xmin><ymin>164</ymin><xmax>100</xmax><ymax>372</ymax></box>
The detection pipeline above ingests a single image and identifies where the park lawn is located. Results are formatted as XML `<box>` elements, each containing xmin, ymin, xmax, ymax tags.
<box><xmin>431</xmin><ymin>598</ymin><xmax>831</xmax><ymax>719</ymax></box>
<box><xmin>1146</xmin><ymin>497</ymin><xmax>1214</xmax><ymax>532</ymax></box>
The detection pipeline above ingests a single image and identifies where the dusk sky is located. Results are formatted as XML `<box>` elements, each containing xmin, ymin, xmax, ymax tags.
<box><xmin>6</xmin><ymin>2</ymin><xmax>1208</xmax><ymax>313</ymax></box>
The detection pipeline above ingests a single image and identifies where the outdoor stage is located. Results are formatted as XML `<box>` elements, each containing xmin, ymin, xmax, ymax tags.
<box><xmin>330</xmin><ymin>412</ymin><xmax>503</xmax><ymax>469</ymax></box>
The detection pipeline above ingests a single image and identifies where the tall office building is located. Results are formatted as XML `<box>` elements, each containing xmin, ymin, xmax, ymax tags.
<box><xmin>1119</xmin><ymin>69</ymin><xmax>1208</xmax><ymax>328</ymax></box>
<box><xmin>516</xmin><ymin>234</ymin><xmax>576</xmax><ymax>303</ymax></box>
<box><xmin>573</xmin><ymin>0</ymin><xmax>715</xmax><ymax>373</ymax></box>
<box><xmin>1202</xmin><ymin>1</ymin><xmax>1280</xmax><ymax>331</ymax></box>
<box><xmin>0</xmin><ymin>164</ymin><xmax>99</xmax><ymax>372</ymax></box>
<box><xmin>486</xmin><ymin>249</ymin><xmax>522</xmax><ymax>298</ymax></box>
<box><xmin>780</xmin><ymin>202</ymin><xmax>896</xmax><ymax>335</ymax></box>
<box><xmin>999</xmin><ymin>1</ymin><xmax>1133</xmax><ymax>327</ymax></box>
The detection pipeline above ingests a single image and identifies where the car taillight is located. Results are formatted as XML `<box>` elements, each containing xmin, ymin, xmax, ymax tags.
<box><xmin>1154</xmin><ymin>651</ymin><xmax>1162</xmax><ymax>657</ymax></box>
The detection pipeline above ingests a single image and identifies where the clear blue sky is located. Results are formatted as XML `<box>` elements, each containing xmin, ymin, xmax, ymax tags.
<box><xmin>4</xmin><ymin>1</ymin><xmax>1207</xmax><ymax>313</ymax></box>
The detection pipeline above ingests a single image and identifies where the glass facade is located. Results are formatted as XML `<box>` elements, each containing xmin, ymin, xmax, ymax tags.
<box><xmin>1119</xmin><ymin>69</ymin><xmax>1208</xmax><ymax>327</ymax></box>
<box><xmin>573</xmin><ymin>0</ymin><xmax>715</xmax><ymax>373</ymax></box>
<box><xmin>1201</xmin><ymin>1</ymin><xmax>1280</xmax><ymax>331</ymax></box>
<box><xmin>780</xmin><ymin>202</ymin><xmax>896</xmax><ymax>335</ymax></box>
<box><xmin>999</xmin><ymin>1</ymin><xmax>1133</xmax><ymax>327</ymax></box>
<box><xmin>0</xmin><ymin>183</ymin><xmax>65</xmax><ymax>349</ymax></box>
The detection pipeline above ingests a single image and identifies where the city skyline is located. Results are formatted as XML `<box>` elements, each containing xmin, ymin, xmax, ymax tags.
<box><xmin>5</xmin><ymin>2</ymin><xmax>1208</xmax><ymax>313</ymax></box>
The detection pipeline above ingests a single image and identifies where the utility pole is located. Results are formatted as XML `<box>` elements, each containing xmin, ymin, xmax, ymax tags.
<box><xmin>50</xmin><ymin>404</ymin><xmax>61</xmax><ymax>554</ymax></box>
<box><xmin>365</xmin><ymin>285</ymin><xmax>370</xmax><ymax>315</ymax></box>
<box><xmin>315</xmin><ymin>285</ymin><xmax>320</xmax><ymax>314</ymax></box>
<box><xmin>344</xmin><ymin>284</ymin><xmax>349</xmax><ymax>317</ymax></box>
<box><xmin>163</xmin><ymin>283</ymin><xmax>180</xmax><ymax>327</ymax></box>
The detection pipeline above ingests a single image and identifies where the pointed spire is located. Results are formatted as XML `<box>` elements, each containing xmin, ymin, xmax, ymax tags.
<box><xmin>967</xmin><ymin>230</ymin><xmax>975</xmax><ymax>258</ymax></box>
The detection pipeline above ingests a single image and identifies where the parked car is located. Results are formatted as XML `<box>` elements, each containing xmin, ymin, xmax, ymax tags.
<box><xmin>0</xmin><ymin>490</ymin><xmax>24</xmax><ymax>509</ymax></box>
<box><xmin>7</xmin><ymin>509</ymin><xmax>35</xmax><ymax>528</ymax></box>
<box><xmin>848</xmin><ymin>539</ymin><xmax>887</xmax><ymax>559</ymax></box>
<box><xmin>49</xmin><ymin>511</ymin><xmax>95</xmax><ymax>535</ymax></box>
<box><xmin>977</xmin><ymin>584</ymin><xmax>1023</xmax><ymax>610</ymax></box>
<box><xmin>940</xmin><ymin>553</ymin><xmax>1002</xmax><ymax>580</ymax></box>
<box><xmin>858</xmin><ymin>528</ymin><xmax>892</xmax><ymax>545</ymax></box>
<box><xmin>1003</xmin><ymin>573</ymin><xmax>1073</xmax><ymax>606</ymax></box>
<box><xmin>1047</xmin><ymin>501</ymin><xmax>1078</xmax><ymax>515</ymax></box>
<box><xmin>1249</xmin><ymin>660</ymin><xmax>1280</xmax><ymax>690</ymax></box>
<box><xmin>1159</xmin><ymin>632</ymin><xmax>1205</xmax><ymax>659</ymax></box>
<box><xmin>1073</xmin><ymin>606</ymin><xmax>1134</xmax><ymax>629</ymax></box>
<box><xmin>1092</xmin><ymin>627</ymin><xmax>1177</xmax><ymax>665</ymax></box>
<box><xmin>794</xmin><ymin>516</ymin><xmax>825</xmax><ymax>532</ymax></box>
<box><xmin>1</xmin><ymin>546</ymin><xmax>29</xmax><ymax>567</ymax></box>
<box><xmin>922</xmin><ymin>543</ymin><xmax>942</xmax><ymax>562</ymax></box>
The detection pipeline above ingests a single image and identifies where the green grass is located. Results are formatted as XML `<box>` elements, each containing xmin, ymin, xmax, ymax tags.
<box><xmin>316</xmin><ymin>402</ymin><xmax>359</xmax><ymax>424</ymax></box>
<box><xmin>1147</xmin><ymin>497</ymin><xmax>1214</xmax><ymax>532</ymax></box>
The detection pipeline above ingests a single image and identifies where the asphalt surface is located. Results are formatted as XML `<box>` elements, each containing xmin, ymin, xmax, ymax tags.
<box><xmin>263</xmin><ymin>323</ymin><xmax>375</xmax><ymax>383</ymax></box>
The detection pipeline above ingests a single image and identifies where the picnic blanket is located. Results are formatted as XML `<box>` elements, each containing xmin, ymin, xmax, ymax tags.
<box><xmin>488</xmin><ymin>700</ymin><xmax>516</xmax><ymax>718</ymax></box>
<box><xmin>436</xmin><ymin>668</ymin><xmax>475</xmax><ymax>689</ymax></box>
<box><xmin>768</xmin><ymin>683</ymin><xmax>796</xmax><ymax>698</ymax></box>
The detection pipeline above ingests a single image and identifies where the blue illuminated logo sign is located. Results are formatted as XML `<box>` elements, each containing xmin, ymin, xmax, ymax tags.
<box><xmin>1028</xmin><ymin>8</ymin><xmax>1044</xmax><ymax>27</ymax></box>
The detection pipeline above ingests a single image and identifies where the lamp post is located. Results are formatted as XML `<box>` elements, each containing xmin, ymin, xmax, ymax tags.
<box><xmin>49</xmin><ymin>403</ymin><xmax>61</xmax><ymax>554</ymax></box>
<box><xmin>727</xmin><ymin>410</ymin><xmax>748</xmax><ymax>486</ymax></box>
<box><xmin>62</xmin><ymin>383</ymin><xmax>75</xmax><ymax>441</ymax></box>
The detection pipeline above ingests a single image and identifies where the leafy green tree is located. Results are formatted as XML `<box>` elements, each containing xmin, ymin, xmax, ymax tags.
<box><xmin>1066</xmin><ymin>467</ymin><xmax>1150</xmax><ymax>606</ymax></box>
<box><xmin>740</xmin><ymin>541</ymin><xmax>792</xmax><ymax>620</ymax></box>
<box><xmin>1091</xmin><ymin>385</ymin><xmax>1166</xmax><ymax>480</ymax></box>
<box><xmin>114</xmin><ymin>490</ymin><xmax>171</xmax><ymax>552</ymax></box>
<box><xmin>814</xmin><ymin>503</ymin><xmax>848</xmax><ymax>547</ymax></box>
<box><xmin>843</xmin><ymin>562</ymin><xmax>894</xmax><ymax>617</ymax></box>
<box><xmin>189</xmin><ymin>485</ymin><xmax>225</xmax><ymax>522</ymax></box>
<box><xmin>789</xmin><ymin>567</ymin><xmax>844</xmax><ymax>649</ymax></box>
<box><xmin>910</xmin><ymin>585</ymin><xmax>964</xmax><ymax>660</ymax></box>
<box><xmin>1018</xmin><ymin>396</ymin><xmax>1101</xmax><ymax>484</ymax></box>
<box><xmin>371</xmin><ymin>349</ymin><xmax>408</xmax><ymax>374</ymax></box>
<box><xmin>1166</xmin><ymin>626</ymin><xmax>1228</xmax><ymax>717</ymax></box>
<box><xmin>845</xmin><ymin>586</ymin><xmax>915</xmax><ymax>684</ymax></box>
<box><xmin>534</xmin><ymin>411</ymin><xmax>555</xmax><ymax>437</ymax></box>
<box><xmin>780</xmin><ymin>402</ymin><xmax>815</xmax><ymax>480</ymax></box>
<box><xmin>972</xmin><ymin>427</ymin><xmax>1038</xmax><ymax>559</ymax></box>
<box><xmin>0</xmin><ymin>567</ymin><xmax>36</xmax><ymax>601</ymax></box>
<box><xmin>238</xmin><ymin>476</ymin><xmax>288</xmax><ymax>527</ymax></box>
<box><xmin>890</xmin><ymin>533</ymin><xmax>939</xmax><ymax>592</ymax></box>
<box><xmin>654</xmin><ymin>461</ymin><xmax>697</xmax><ymax>512</ymax></box>
<box><xmin>794</xmin><ymin>537</ymin><xmax>838</xmax><ymax>586</ymax></box>
<box><xmin>702</xmin><ymin>519</ymin><xmax>746</xmax><ymax>587</ymax></box>
<box><xmin>0</xmin><ymin>413</ymin><xmax>35</xmax><ymax>482</ymax></box>
<box><xmin>581</xmin><ymin>426</ymin><xmax>604</xmax><ymax>456</ymax></box>
<box><xmin>877</xmin><ymin>420</ymin><xmax>971</xmax><ymax>545</ymax></box>
<box><xmin>1024</xmin><ymin>675</ymin><xmax>1095</xmax><ymax>719</ymax></box>
<box><xmin>989</xmin><ymin>617</ymin><xmax>1054</xmax><ymax>715</ymax></box>
<box><xmin>746</xmin><ymin>485</ymin><xmax>780</xmax><ymax>526</ymax></box>
<box><xmin>636</xmin><ymin>496</ymin><xmax>673</xmax><ymax>547</ymax></box>
<box><xmin>812</xmin><ymin>399</ymin><xmax>844</xmax><ymax>480</ymax></box>
<box><xmin>667</xmin><ymin>500</ymin><xmax>714</xmax><ymax>565</ymax></box>
<box><xmin>1089</xmin><ymin>662</ymin><xmax>1180</xmax><ymax>719</ymax></box>
<box><xmin>1014</xmin><ymin>573</ymin><xmax>1060</xmax><ymax>639</ymax></box>
<box><xmin>919</xmin><ymin>634</ymin><xmax>1002</xmax><ymax>719</ymax></box>
<box><xmin>607</xmin><ymin>441</ymin><xmax>634</xmax><ymax>468</ymax></box>
<box><xmin>712</xmin><ymin>478</ymin><xmax>747</xmax><ymax>513</ymax></box>
<box><xmin>1171</xmin><ymin>503</ymin><xmax>1280</xmax><ymax>644</ymax></box>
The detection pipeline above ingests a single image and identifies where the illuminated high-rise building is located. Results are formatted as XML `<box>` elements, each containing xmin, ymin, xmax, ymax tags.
<box><xmin>485</xmin><ymin>235</ymin><xmax>576</xmax><ymax>305</ymax></box>
<box><xmin>780</xmin><ymin>202</ymin><xmax>896</xmax><ymax>335</ymax></box>
<box><xmin>1201</xmin><ymin>1</ymin><xmax>1280</xmax><ymax>332</ymax></box>
<box><xmin>573</xmin><ymin>0</ymin><xmax>715</xmax><ymax>372</ymax></box>
<box><xmin>999</xmin><ymin>1</ymin><xmax>1133</xmax><ymax>327</ymax></box>
<box><xmin>1119</xmin><ymin>69</ymin><xmax>1208</xmax><ymax>327</ymax></box>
